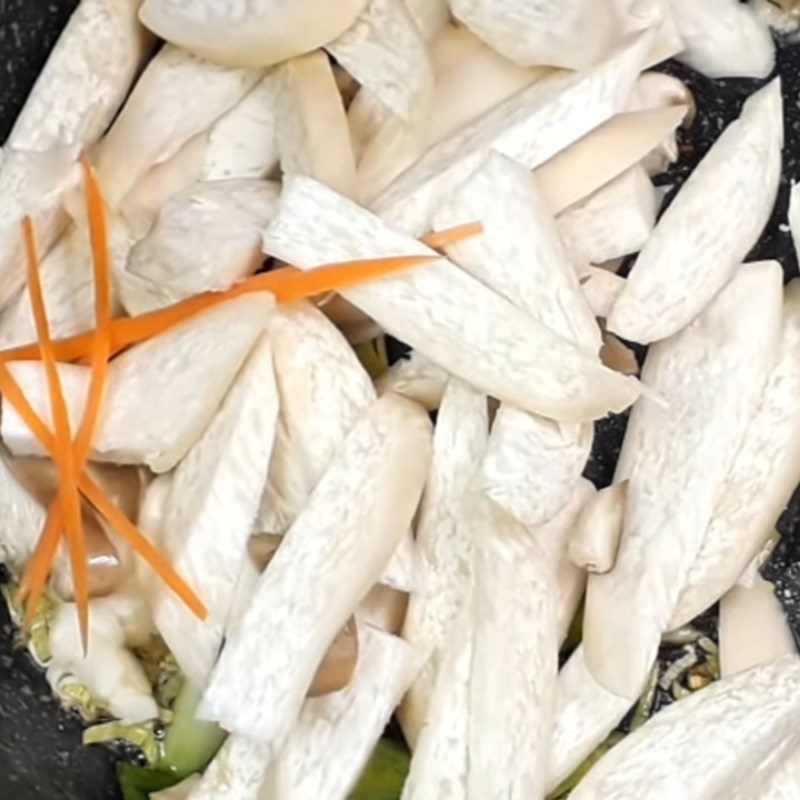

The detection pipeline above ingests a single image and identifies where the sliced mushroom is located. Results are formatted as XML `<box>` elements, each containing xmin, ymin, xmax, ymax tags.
<box><xmin>247</xmin><ymin>531</ymin><xmax>360</xmax><ymax>697</ymax></box>
<box><xmin>600</xmin><ymin>333</ymin><xmax>639</xmax><ymax>376</ymax></box>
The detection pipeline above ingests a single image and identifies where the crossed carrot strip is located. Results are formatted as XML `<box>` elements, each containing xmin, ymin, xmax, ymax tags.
<box><xmin>3</xmin><ymin>164</ymin><xmax>481</xmax><ymax>652</ymax></box>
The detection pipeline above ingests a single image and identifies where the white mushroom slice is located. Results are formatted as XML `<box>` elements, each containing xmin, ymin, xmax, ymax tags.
<box><xmin>118</xmin><ymin>132</ymin><xmax>209</xmax><ymax>242</ymax></box>
<box><xmin>2</xmin><ymin>294</ymin><xmax>274</xmax><ymax>472</ymax></box>
<box><xmin>192</xmin><ymin>627</ymin><xmax>422</xmax><ymax>800</ymax></box>
<box><xmin>265</xmin><ymin>176</ymin><xmax>642</xmax><ymax>423</ymax></box>
<box><xmin>580</xmin><ymin>268</ymin><xmax>627</xmax><ymax>319</ymax></box>
<box><xmin>532</xmin><ymin>478</ymin><xmax>596</xmax><ymax>643</ymax></box>
<box><xmin>570</xmin><ymin>656</ymin><xmax>800</xmax><ymax>800</ymax></box>
<box><xmin>375</xmin><ymin>351</ymin><xmax>448</xmax><ymax>411</ymax></box>
<box><xmin>7</xmin><ymin>0</ymin><xmax>150</xmax><ymax>154</ymax></box>
<box><xmin>758</xmin><ymin>748</ymin><xmax>800</xmax><ymax>800</ymax></box>
<box><xmin>753</xmin><ymin>0</ymin><xmax>800</xmax><ymax>33</ymax></box>
<box><xmin>94</xmin><ymin>44</ymin><xmax>260</xmax><ymax>209</ymax></box>
<box><xmin>467</xmin><ymin>506</ymin><xmax>558</xmax><ymax>800</ymax></box>
<box><xmin>261</xmin><ymin>627</ymin><xmax>424</xmax><ymax>799</ymax></box>
<box><xmin>608</xmin><ymin>79</ymin><xmax>783</xmax><ymax>344</ymax></box>
<box><xmin>317</xmin><ymin>295</ymin><xmax>382</xmax><ymax>345</ymax></box>
<box><xmin>547</xmin><ymin>646</ymin><xmax>634</xmax><ymax>793</ymax></box>
<box><xmin>202</xmin><ymin>73</ymin><xmax>280</xmax><ymax>182</ymax></box>
<box><xmin>601</xmin><ymin>334</ymin><xmax>639</xmax><ymax>376</ymax></box>
<box><xmin>570</xmin><ymin>482</ymin><xmax>627</xmax><ymax>574</ymax></box>
<box><xmin>356</xmin><ymin>25</ymin><xmax>548</xmax><ymax>203</ymax></box>
<box><xmin>0</xmin><ymin>453</ymin><xmax>48</xmax><ymax>573</ymax></box>
<box><xmin>584</xmin><ymin>261</ymin><xmax>784</xmax><ymax>700</ymax></box>
<box><xmin>138</xmin><ymin>0</ymin><xmax>369</xmax><ymax>69</ymax></box>
<box><xmin>372</xmin><ymin>30</ymin><xmax>654</xmax><ymax>235</ymax></box>
<box><xmin>535</xmin><ymin>105</ymin><xmax>686</xmax><ymax>216</ymax></box>
<box><xmin>400</xmin><ymin>378</ymin><xmax>487</xmax><ymax>747</ymax></box>
<box><xmin>434</xmin><ymin>153</ymin><xmax>598</xmax><ymax>526</ymax></box>
<box><xmin>670</xmin><ymin>280</ymin><xmax>800</xmax><ymax>629</ymax></box>
<box><xmin>123</xmin><ymin>179</ymin><xmax>280</xmax><ymax>314</ymax></box>
<box><xmin>720</xmin><ymin>575</ymin><xmax>796</xmax><ymax>679</ymax></box>
<box><xmin>670</xmin><ymin>0</ymin><xmax>775</xmax><ymax>79</ymax></box>
<box><xmin>257</xmin><ymin>303</ymin><xmax>376</xmax><ymax>536</ymax></box>
<box><xmin>151</xmin><ymin>335</ymin><xmax>278</xmax><ymax>687</ymax></box>
<box><xmin>327</xmin><ymin>0</ymin><xmax>434</xmax><ymax>122</ymax></box>
<box><xmin>276</xmin><ymin>51</ymin><xmax>357</xmax><ymax>199</ymax></box>
<box><xmin>402</xmin><ymin>615</ymin><xmax>472</xmax><ymax>798</ymax></box>
<box><xmin>50</xmin><ymin>599</ymin><xmax>158</xmax><ymax>725</ymax></box>
<box><xmin>200</xmin><ymin>394</ymin><xmax>432</xmax><ymax>750</ymax></box>
<box><xmin>449</xmin><ymin>0</ymin><xmax>660</xmax><ymax>70</ymax></box>
<box><xmin>405</xmin><ymin>0</ymin><xmax>449</xmax><ymax>39</ymax></box>
<box><xmin>558</xmin><ymin>165</ymin><xmax>658</xmax><ymax>265</ymax></box>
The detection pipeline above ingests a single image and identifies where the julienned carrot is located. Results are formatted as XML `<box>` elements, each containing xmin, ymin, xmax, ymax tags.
<box><xmin>0</xmin><ymin>360</ymin><xmax>208</xmax><ymax>622</ymax></box>
<box><xmin>0</xmin><ymin>221</ymin><xmax>483</xmax><ymax>366</ymax></box>
<box><xmin>423</xmin><ymin>221</ymin><xmax>484</xmax><ymax>250</ymax></box>
<box><xmin>79</xmin><ymin>475</ymin><xmax>207</xmax><ymax>620</ymax></box>
<box><xmin>19</xmin><ymin>505</ymin><xmax>61</xmax><ymax>630</ymax></box>
<box><xmin>22</xmin><ymin>217</ymin><xmax>90</xmax><ymax>651</ymax></box>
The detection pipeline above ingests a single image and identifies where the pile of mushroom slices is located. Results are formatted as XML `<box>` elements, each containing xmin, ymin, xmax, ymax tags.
<box><xmin>3</xmin><ymin>0</ymin><xmax>800</xmax><ymax>798</ymax></box>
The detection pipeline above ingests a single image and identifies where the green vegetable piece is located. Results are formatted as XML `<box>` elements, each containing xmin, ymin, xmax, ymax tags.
<box><xmin>161</xmin><ymin>682</ymin><xmax>226</xmax><ymax>776</ymax></box>
<box><xmin>117</xmin><ymin>763</ymin><xmax>182</xmax><ymax>800</ymax></box>
<box><xmin>354</xmin><ymin>338</ymin><xmax>389</xmax><ymax>380</ymax></box>
<box><xmin>547</xmin><ymin>731</ymin><xmax>625</xmax><ymax>799</ymax></box>
<box><xmin>349</xmin><ymin>738</ymin><xmax>411</xmax><ymax>800</ymax></box>
<box><xmin>84</xmin><ymin>720</ymin><xmax>161</xmax><ymax>765</ymax></box>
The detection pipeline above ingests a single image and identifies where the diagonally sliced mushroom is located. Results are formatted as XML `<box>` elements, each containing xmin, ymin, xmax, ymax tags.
<box><xmin>262</xmin><ymin>626</ymin><xmax>424</xmax><ymax>799</ymax></box>
<box><xmin>670</xmin><ymin>280</ymin><xmax>800</xmax><ymax>629</ymax></box>
<box><xmin>356</xmin><ymin>24</ymin><xmax>550</xmax><ymax>203</ymax></box>
<box><xmin>201</xmin><ymin>72</ymin><xmax>281</xmax><ymax>182</ymax></box>
<box><xmin>535</xmin><ymin>105</ymin><xmax>687</xmax><ymax>216</ymax></box>
<box><xmin>276</xmin><ymin>51</ymin><xmax>357</xmax><ymax>199</ymax></box>
<box><xmin>467</xmin><ymin>504</ymin><xmax>558</xmax><ymax>800</ymax></box>
<box><xmin>569</xmin><ymin>481</ymin><xmax>627</xmax><ymax>574</ymax></box>
<box><xmin>400</xmin><ymin>378</ymin><xmax>487</xmax><ymax>747</ymax></box>
<box><xmin>719</xmin><ymin>575</ymin><xmax>796</xmax><ymax>679</ymax></box>
<box><xmin>122</xmin><ymin>179</ymin><xmax>280</xmax><ymax>315</ymax></box>
<box><xmin>584</xmin><ymin>261</ymin><xmax>783</xmax><ymax>700</ymax></box>
<box><xmin>670</xmin><ymin>0</ymin><xmax>775</xmax><ymax>79</ymax></box>
<box><xmin>327</xmin><ymin>0</ymin><xmax>434</xmax><ymax>122</ymax></box>
<box><xmin>8</xmin><ymin>0</ymin><xmax>151</xmax><ymax>153</ymax></box>
<box><xmin>265</xmin><ymin>176</ymin><xmax>642</xmax><ymax>423</ymax></box>
<box><xmin>138</xmin><ymin>0</ymin><xmax>369</xmax><ymax>69</ymax></box>
<box><xmin>433</xmin><ymin>153</ymin><xmax>598</xmax><ymax>526</ymax></box>
<box><xmin>449</xmin><ymin>0</ymin><xmax>664</xmax><ymax>70</ymax></box>
<box><xmin>150</xmin><ymin>333</ymin><xmax>278</xmax><ymax>688</ymax></box>
<box><xmin>547</xmin><ymin>646</ymin><xmax>635</xmax><ymax>793</ymax></box>
<box><xmin>356</xmin><ymin>584</ymin><xmax>409</xmax><ymax>636</ymax></box>
<box><xmin>94</xmin><ymin>44</ymin><xmax>261</xmax><ymax>209</ymax></box>
<box><xmin>200</xmin><ymin>394</ymin><xmax>432</xmax><ymax>752</ymax></box>
<box><xmin>569</xmin><ymin>656</ymin><xmax>800</xmax><ymax>800</ymax></box>
<box><xmin>2</xmin><ymin>294</ymin><xmax>274</xmax><ymax>472</ymax></box>
<box><xmin>607</xmin><ymin>79</ymin><xmax>783</xmax><ymax>344</ymax></box>
<box><xmin>557</xmin><ymin>165</ymin><xmax>658</xmax><ymax>266</ymax></box>
<box><xmin>532</xmin><ymin>478</ymin><xmax>596</xmax><ymax>644</ymax></box>
<box><xmin>402</xmin><ymin>613</ymin><xmax>472</xmax><ymax>798</ymax></box>
<box><xmin>371</xmin><ymin>30</ymin><xmax>654</xmax><ymax>235</ymax></box>
<box><xmin>191</xmin><ymin>626</ymin><xmax>423</xmax><ymax>800</ymax></box>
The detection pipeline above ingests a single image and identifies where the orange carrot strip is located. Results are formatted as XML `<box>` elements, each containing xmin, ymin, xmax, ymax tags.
<box><xmin>74</xmin><ymin>159</ymin><xmax>112</xmax><ymax>463</ymax></box>
<box><xmin>79</xmin><ymin>475</ymin><xmax>208</xmax><ymax>620</ymax></box>
<box><xmin>0</xmin><ymin>361</ymin><xmax>208</xmax><ymax>622</ymax></box>
<box><xmin>23</xmin><ymin>216</ymin><xmax>89</xmax><ymax>651</ymax></box>
<box><xmin>422</xmin><ymin>221</ymin><xmax>484</xmax><ymax>250</ymax></box>
<box><xmin>19</xmin><ymin>505</ymin><xmax>62</xmax><ymax>630</ymax></box>
<box><xmin>0</xmin><ymin>220</ymin><xmax>482</xmax><ymax>366</ymax></box>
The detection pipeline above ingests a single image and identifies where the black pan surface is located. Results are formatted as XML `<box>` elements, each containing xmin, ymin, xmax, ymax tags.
<box><xmin>1</xmin><ymin>5</ymin><xmax>800</xmax><ymax>799</ymax></box>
